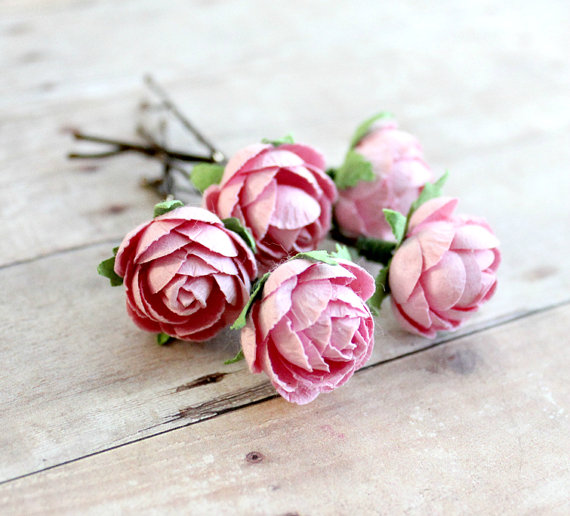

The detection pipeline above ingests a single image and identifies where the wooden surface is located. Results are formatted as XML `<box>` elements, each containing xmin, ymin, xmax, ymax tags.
<box><xmin>1</xmin><ymin>0</ymin><xmax>569</xmax><ymax>514</ymax></box>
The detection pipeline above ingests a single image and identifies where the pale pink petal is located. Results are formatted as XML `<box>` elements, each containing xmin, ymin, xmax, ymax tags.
<box><xmin>389</xmin><ymin>237</ymin><xmax>423</xmax><ymax>304</ymax></box>
<box><xmin>422</xmin><ymin>251</ymin><xmax>466</xmax><ymax>311</ymax></box>
<box><xmin>391</xmin><ymin>298</ymin><xmax>437</xmax><ymax>339</ymax></box>
<box><xmin>271</xmin><ymin>319</ymin><xmax>312</xmax><ymax>371</ymax></box>
<box><xmin>184</xmin><ymin>276</ymin><xmax>214</xmax><ymax>307</ymax></box>
<box><xmin>415</xmin><ymin>222</ymin><xmax>455</xmax><ymax>271</ymax></box>
<box><xmin>473</xmin><ymin>249</ymin><xmax>496</xmax><ymax>270</ymax></box>
<box><xmin>336</xmin><ymin>260</ymin><xmax>376</xmax><ymax>301</ymax></box>
<box><xmin>263</xmin><ymin>259</ymin><xmax>313</xmax><ymax>297</ymax></box>
<box><xmin>258</xmin><ymin>276</ymin><xmax>297</xmax><ymax>339</ymax></box>
<box><xmin>298</xmin><ymin>262</ymin><xmax>356</xmax><ymax>285</ymax></box>
<box><xmin>241</xmin><ymin>316</ymin><xmax>261</xmax><ymax>373</ymax></box>
<box><xmin>221</xmin><ymin>143</ymin><xmax>271</xmax><ymax>184</ymax></box>
<box><xmin>301</xmin><ymin>318</ymin><xmax>332</xmax><ymax>354</ymax></box>
<box><xmin>241</xmin><ymin>169</ymin><xmax>278</xmax><ymax>205</ymax></box>
<box><xmin>399</xmin><ymin>284</ymin><xmax>432</xmax><ymax>329</ymax></box>
<box><xmin>175</xmin><ymin>224</ymin><xmax>238</xmax><ymax>257</ymax></box>
<box><xmin>145</xmin><ymin>251</ymin><xmax>185</xmax><ymax>294</ymax></box>
<box><xmin>266</xmin><ymin>227</ymin><xmax>302</xmax><ymax>251</ymax></box>
<box><xmin>243</xmin><ymin>148</ymin><xmax>304</xmax><ymax>172</ymax></box>
<box><xmin>455</xmin><ymin>252</ymin><xmax>482</xmax><ymax>308</ymax></box>
<box><xmin>215</xmin><ymin>179</ymin><xmax>243</xmax><ymax>219</ymax></box>
<box><xmin>289</xmin><ymin>279</ymin><xmax>332</xmax><ymax>330</ymax></box>
<box><xmin>177</xmin><ymin>255</ymin><xmax>219</xmax><ymax>277</ymax></box>
<box><xmin>244</xmin><ymin>179</ymin><xmax>277</xmax><ymax>238</ymax></box>
<box><xmin>114</xmin><ymin>219</ymin><xmax>150</xmax><ymax>277</ymax></box>
<box><xmin>134</xmin><ymin>221</ymin><xmax>184</xmax><ymax>262</ymax></box>
<box><xmin>409</xmin><ymin>197</ymin><xmax>458</xmax><ymax>232</ymax></box>
<box><xmin>270</xmin><ymin>185</ymin><xmax>321</xmax><ymax>230</ymax></box>
<box><xmin>213</xmin><ymin>274</ymin><xmax>238</xmax><ymax>304</ymax></box>
<box><xmin>451</xmin><ymin>223</ymin><xmax>500</xmax><ymax>250</ymax></box>
<box><xmin>156</xmin><ymin>206</ymin><xmax>222</xmax><ymax>225</ymax></box>
<box><xmin>278</xmin><ymin>143</ymin><xmax>326</xmax><ymax>171</ymax></box>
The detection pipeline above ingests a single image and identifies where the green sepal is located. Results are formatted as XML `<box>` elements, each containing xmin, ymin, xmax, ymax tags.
<box><xmin>97</xmin><ymin>246</ymin><xmax>123</xmax><ymax>286</ymax></box>
<box><xmin>224</xmin><ymin>349</ymin><xmax>245</xmax><ymax>365</ymax></box>
<box><xmin>231</xmin><ymin>272</ymin><xmax>270</xmax><ymax>330</ymax></box>
<box><xmin>334</xmin><ymin>150</ymin><xmax>375</xmax><ymax>190</ymax></box>
<box><xmin>331</xmin><ymin>243</ymin><xmax>352</xmax><ymax>261</ymax></box>
<box><xmin>154</xmin><ymin>199</ymin><xmax>184</xmax><ymax>218</ymax></box>
<box><xmin>293</xmin><ymin>250</ymin><xmax>339</xmax><ymax>265</ymax></box>
<box><xmin>190</xmin><ymin>163</ymin><xmax>225</xmax><ymax>193</ymax></box>
<box><xmin>156</xmin><ymin>332</ymin><xmax>173</xmax><ymax>346</ymax></box>
<box><xmin>350</xmin><ymin>112</ymin><xmax>394</xmax><ymax>148</ymax></box>
<box><xmin>409</xmin><ymin>171</ymin><xmax>449</xmax><ymax>215</ymax></box>
<box><xmin>383</xmin><ymin>209</ymin><xmax>407</xmax><ymax>245</ymax></box>
<box><xmin>367</xmin><ymin>264</ymin><xmax>390</xmax><ymax>315</ymax></box>
<box><xmin>222</xmin><ymin>217</ymin><xmax>257</xmax><ymax>253</ymax></box>
<box><xmin>261</xmin><ymin>134</ymin><xmax>295</xmax><ymax>146</ymax></box>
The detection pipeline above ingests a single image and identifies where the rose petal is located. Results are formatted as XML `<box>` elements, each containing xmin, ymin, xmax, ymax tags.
<box><xmin>175</xmin><ymin>224</ymin><xmax>238</xmax><ymax>257</ymax></box>
<box><xmin>451</xmin><ymin>223</ymin><xmax>500</xmax><ymax>250</ymax></box>
<box><xmin>269</xmin><ymin>185</ymin><xmax>321</xmax><ymax>230</ymax></box>
<box><xmin>244</xmin><ymin>179</ymin><xmax>277</xmax><ymax>238</ymax></box>
<box><xmin>258</xmin><ymin>276</ymin><xmax>297</xmax><ymax>339</ymax></box>
<box><xmin>389</xmin><ymin>237</ymin><xmax>423</xmax><ymax>304</ymax></box>
<box><xmin>408</xmin><ymin>197</ymin><xmax>458</xmax><ymax>232</ymax></box>
<box><xmin>415</xmin><ymin>222</ymin><xmax>455</xmax><ymax>271</ymax></box>
<box><xmin>421</xmin><ymin>251</ymin><xmax>466</xmax><ymax>311</ymax></box>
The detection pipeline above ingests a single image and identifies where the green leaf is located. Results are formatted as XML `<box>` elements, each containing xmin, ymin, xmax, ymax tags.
<box><xmin>153</xmin><ymin>199</ymin><xmax>184</xmax><ymax>218</ymax></box>
<box><xmin>409</xmin><ymin>171</ymin><xmax>450</xmax><ymax>215</ymax></box>
<box><xmin>334</xmin><ymin>150</ymin><xmax>375</xmax><ymax>190</ymax></box>
<box><xmin>349</xmin><ymin>112</ymin><xmax>394</xmax><ymax>148</ymax></box>
<box><xmin>224</xmin><ymin>349</ymin><xmax>245</xmax><ymax>365</ymax></box>
<box><xmin>383</xmin><ymin>209</ymin><xmax>407</xmax><ymax>244</ymax></box>
<box><xmin>331</xmin><ymin>243</ymin><xmax>353</xmax><ymax>261</ymax></box>
<box><xmin>97</xmin><ymin>246</ymin><xmax>123</xmax><ymax>286</ymax></box>
<box><xmin>156</xmin><ymin>332</ymin><xmax>173</xmax><ymax>346</ymax></box>
<box><xmin>354</xmin><ymin>236</ymin><xmax>397</xmax><ymax>264</ymax></box>
<box><xmin>222</xmin><ymin>217</ymin><xmax>256</xmax><ymax>253</ymax></box>
<box><xmin>293</xmin><ymin>250</ymin><xmax>338</xmax><ymax>265</ymax></box>
<box><xmin>367</xmin><ymin>264</ymin><xmax>390</xmax><ymax>315</ymax></box>
<box><xmin>231</xmin><ymin>272</ymin><xmax>271</xmax><ymax>330</ymax></box>
<box><xmin>261</xmin><ymin>134</ymin><xmax>295</xmax><ymax>146</ymax></box>
<box><xmin>190</xmin><ymin>163</ymin><xmax>225</xmax><ymax>193</ymax></box>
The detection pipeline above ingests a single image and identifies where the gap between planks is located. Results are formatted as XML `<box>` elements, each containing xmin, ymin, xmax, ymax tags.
<box><xmin>1</xmin><ymin>297</ymin><xmax>568</xmax><ymax>489</ymax></box>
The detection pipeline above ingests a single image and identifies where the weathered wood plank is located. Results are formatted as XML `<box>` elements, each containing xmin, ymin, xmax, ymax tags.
<box><xmin>1</xmin><ymin>304</ymin><xmax>568</xmax><ymax>515</ymax></box>
<box><xmin>1</xmin><ymin>0</ymin><xmax>569</xmax><ymax>266</ymax></box>
<box><xmin>0</xmin><ymin>218</ymin><xmax>567</xmax><ymax>484</ymax></box>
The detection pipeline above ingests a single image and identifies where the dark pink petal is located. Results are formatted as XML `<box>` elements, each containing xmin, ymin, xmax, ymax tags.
<box><xmin>271</xmin><ymin>319</ymin><xmax>313</xmax><ymax>371</ymax></box>
<box><xmin>391</xmin><ymin>298</ymin><xmax>437</xmax><ymax>339</ymax></box>
<box><xmin>243</xmin><ymin>148</ymin><xmax>304</xmax><ymax>172</ymax></box>
<box><xmin>241</xmin><ymin>169</ymin><xmax>278</xmax><ymax>205</ymax></box>
<box><xmin>270</xmin><ymin>185</ymin><xmax>321</xmax><ymax>230</ymax></box>
<box><xmin>145</xmin><ymin>250</ymin><xmax>185</xmax><ymax>294</ymax></box>
<box><xmin>399</xmin><ymin>284</ymin><xmax>432</xmax><ymax>329</ymax></box>
<box><xmin>134</xmin><ymin>221</ymin><xmax>184</xmax><ymax>262</ymax></box>
<box><xmin>178</xmin><ymin>255</ymin><xmax>224</xmax><ymax>277</ymax></box>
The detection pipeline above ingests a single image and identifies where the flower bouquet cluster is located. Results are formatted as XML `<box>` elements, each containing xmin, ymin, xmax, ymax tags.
<box><xmin>89</xmin><ymin>84</ymin><xmax>500</xmax><ymax>405</ymax></box>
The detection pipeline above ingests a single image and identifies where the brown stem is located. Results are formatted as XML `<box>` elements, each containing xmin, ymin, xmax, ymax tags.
<box><xmin>143</xmin><ymin>75</ymin><xmax>225</xmax><ymax>163</ymax></box>
<box><xmin>68</xmin><ymin>131</ymin><xmax>216</xmax><ymax>163</ymax></box>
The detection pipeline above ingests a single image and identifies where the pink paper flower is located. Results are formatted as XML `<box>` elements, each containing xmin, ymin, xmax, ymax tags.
<box><xmin>335</xmin><ymin>119</ymin><xmax>433</xmax><ymax>240</ymax></box>
<box><xmin>241</xmin><ymin>258</ymin><xmax>375</xmax><ymax>404</ymax></box>
<box><xmin>203</xmin><ymin>143</ymin><xmax>337</xmax><ymax>274</ymax></box>
<box><xmin>114</xmin><ymin>207</ymin><xmax>257</xmax><ymax>341</ymax></box>
<box><xmin>389</xmin><ymin>197</ymin><xmax>500</xmax><ymax>338</ymax></box>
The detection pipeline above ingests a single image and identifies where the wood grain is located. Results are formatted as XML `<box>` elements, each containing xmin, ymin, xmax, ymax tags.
<box><xmin>1</xmin><ymin>0</ymin><xmax>569</xmax><ymax>510</ymax></box>
<box><xmin>1</xmin><ymin>304</ymin><xmax>568</xmax><ymax>515</ymax></box>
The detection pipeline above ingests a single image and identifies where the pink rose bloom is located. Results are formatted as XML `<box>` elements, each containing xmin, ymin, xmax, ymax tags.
<box><xmin>241</xmin><ymin>258</ymin><xmax>375</xmax><ymax>404</ymax></box>
<box><xmin>114</xmin><ymin>207</ymin><xmax>257</xmax><ymax>341</ymax></box>
<box><xmin>203</xmin><ymin>143</ymin><xmax>337</xmax><ymax>274</ymax></box>
<box><xmin>335</xmin><ymin>119</ymin><xmax>433</xmax><ymax>240</ymax></box>
<box><xmin>389</xmin><ymin>197</ymin><xmax>500</xmax><ymax>338</ymax></box>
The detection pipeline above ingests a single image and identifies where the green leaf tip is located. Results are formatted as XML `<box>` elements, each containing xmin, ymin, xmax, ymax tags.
<box><xmin>334</xmin><ymin>150</ymin><xmax>375</xmax><ymax>190</ymax></box>
<box><xmin>231</xmin><ymin>272</ymin><xmax>271</xmax><ymax>330</ymax></box>
<box><xmin>331</xmin><ymin>243</ymin><xmax>353</xmax><ymax>261</ymax></box>
<box><xmin>154</xmin><ymin>199</ymin><xmax>184</xmax><ymax>218</ymax></box>
<box><xmin>224</xmin><ymin>349</ymin><xmax>245</xmax><ymax>365</ymax></box>
<box><xmin>410</xmin><ymin>170</ymin><xmax>450</xmax><ymax>214</ymax></box>
<box><xmin>222</xmin><ymin>217</ymin><xmax>257</xmax><ymax>253</ymax></box>
<box><xmin>156</xmin><ymin>332</ymin><xmax>173</xmax><ymax>346</ymax></box>
<box><xmin>97</xmin><ymin>246</ymin><xmax>123</xmax><ymax>286</ymax></box>
<box><xmin>293</xmin><ymin>250</ymin><xmax>339</xmax><ymax>265</ymax></box>
<box><xmin>383</xmin><ymin>209</ymin><xmax>407</xmax><ymax>245</ymax></box>
<box><xmin>190</xmin><ymin>163</ymin><xmax>225</xmax><ymax>193</ymax></box>
<box><xmin>261</xmin><ymin>134</ymin><xmax>295</xmax><ymax>146</ymax></box>
<box><xmin>350</xmin><ymin>112</ymin><xmax>394</xmax><ymax>149</ymax></box>
<box><xmin>367</xmin><ymin>264</ymin><xmax>390</xmax><ymax>315</ymax></box>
